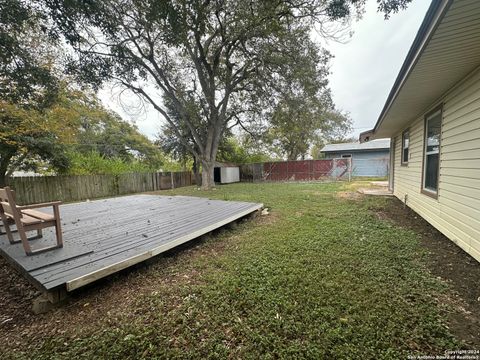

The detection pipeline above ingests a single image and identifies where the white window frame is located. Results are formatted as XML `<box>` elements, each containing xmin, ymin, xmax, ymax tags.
<box><xmin>401</xmin><ymin>129</ymin><xmax>409</xmax><ymax>165</ymax></box>
<box><xmin>422</xmin><ymin>108</ymin><xmax>442</xmax><ymax>198</ymax></box>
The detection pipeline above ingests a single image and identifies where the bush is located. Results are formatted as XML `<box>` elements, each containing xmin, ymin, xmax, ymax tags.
<box><xmin>66</xmin><ymin>151</ymin><xmax>157</xmax><ymax>175</ymax></box>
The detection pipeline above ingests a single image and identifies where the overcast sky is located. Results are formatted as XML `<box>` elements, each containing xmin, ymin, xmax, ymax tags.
<box><xmin>98</xmin><ymin>0</ymin><xmax>431</xmax><ymax>140</ymax></box>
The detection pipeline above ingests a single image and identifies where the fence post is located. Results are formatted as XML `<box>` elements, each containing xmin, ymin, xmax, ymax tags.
<box><xmin>170</xmin><ymin>172</ymin><xmax>174</xmax><ymax>189</ymax></box>
<box><xmin>348</xmin><ymin>158</ymin><xmax>352</xmax><ymax>182</ymax></box>
<box><xmin>333</xmin><ymin>158</ymin><xmax>337</xmax><ymax>181</ymax></box>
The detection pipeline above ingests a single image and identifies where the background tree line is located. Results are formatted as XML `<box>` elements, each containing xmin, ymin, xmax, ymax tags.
<box><xmin>0</xmin><ymin>0</ymin><xmax>177</xmax><ymax>186</ymax></box>
<box><xmin>1</xmin><ymin>0</ymin><xmax>411</xmax><ymax>188</ymax></box>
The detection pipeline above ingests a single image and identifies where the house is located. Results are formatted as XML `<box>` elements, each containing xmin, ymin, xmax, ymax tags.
<box><xmin>360</xmin><ymin>0</ymin><xmax>480</xmax><ymax>262</ymax></box>
<box><xmin>12</xmin><ymin>171</ymin><xmax>42</xmax><ymax>177</ymax></box>
<box><xmin>320</xmin><ymin>139</ymin><xmax>390</xmax><ymax>177</ymax></box>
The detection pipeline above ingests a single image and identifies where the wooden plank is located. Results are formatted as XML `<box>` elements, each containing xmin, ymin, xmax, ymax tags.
<box><xmin>0</xmin><ymin>240</ymin><xmax>93</xmax><ymax>272</ymax></box>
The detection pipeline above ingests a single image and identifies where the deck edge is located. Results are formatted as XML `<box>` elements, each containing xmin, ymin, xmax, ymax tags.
<box><xmin>66</xmin><ymin>203</ymin><xmax>263</xmax><ymax>291</ymax></box>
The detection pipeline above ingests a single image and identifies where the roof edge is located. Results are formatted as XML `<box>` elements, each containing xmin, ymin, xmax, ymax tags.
<box><xmin>362</xmin><ymin>0</ymin><xmax>453</xmax><ymax>142</ymax></box>
<box><xmin>321</xmin><ymin>139</ymin><xmax>390</xmax><ymax>152</ymax></box>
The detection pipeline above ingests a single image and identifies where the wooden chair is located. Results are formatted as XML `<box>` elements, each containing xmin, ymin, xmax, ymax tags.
<box><xmin>0</xmin><ymin>190</ymin><xmax>17</xmax><ymax>235</ymax></box>
<box><xmin>0</xmin><ymin>187</ymin><xmax>63</xmax><ymax>256</ymax></box>
<box><xmin>0</xmin><ymin>189</ymin><xmax>18</xmax><ymax>236</ymax></box>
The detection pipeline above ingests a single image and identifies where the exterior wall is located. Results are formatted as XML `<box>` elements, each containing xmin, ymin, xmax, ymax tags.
<box><xmin>325</xmin><ymin>150</ymin><xmax>389</xmax><ymax>177</ymax></box>
<box><xmin>392</xmin><ymin>68</ymin><xmax>480</xmax><ymax>262</ymax></box>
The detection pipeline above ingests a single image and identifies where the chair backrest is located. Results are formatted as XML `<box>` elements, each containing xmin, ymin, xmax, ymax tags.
<box><xmin>0</xmin><ymin>187</ymin><xmax>21</xmax><ymax>220</ymax></box>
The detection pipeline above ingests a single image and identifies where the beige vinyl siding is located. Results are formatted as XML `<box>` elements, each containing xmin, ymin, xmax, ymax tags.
<box><xmin>392</xmin><ymin>68</ymin><xmax>480</xmax><ymax>263</ymax></box>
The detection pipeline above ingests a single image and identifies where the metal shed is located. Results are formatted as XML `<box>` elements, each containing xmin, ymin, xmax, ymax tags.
<box><xmin>214</xmin><ymin>162</ymin><xmax>240</xmax><ymax>184</ymax></box>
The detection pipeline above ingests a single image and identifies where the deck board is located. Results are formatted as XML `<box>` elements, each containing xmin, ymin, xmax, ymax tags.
<box><xmin>0</xmin><ymin>194</ymin><xmax>262</xmax><ymax>291</ymax></box>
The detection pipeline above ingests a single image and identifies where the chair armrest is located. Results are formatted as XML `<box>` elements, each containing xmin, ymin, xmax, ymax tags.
<box><xmin>18</xmin><ymin>201</ymin><xmax>62</xmax><ymax>210</ymax></box>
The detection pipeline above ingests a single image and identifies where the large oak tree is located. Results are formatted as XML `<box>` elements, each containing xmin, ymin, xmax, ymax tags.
<box><xmin>43</xmin><ymin>0</ymin><xmax>411</xmax><ymax>189</ymax></box>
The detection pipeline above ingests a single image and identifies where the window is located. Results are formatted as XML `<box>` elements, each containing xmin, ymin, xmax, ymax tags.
<box><xmin>341</xmin><ymin>154</ymin><xmax>352</xmax><ymax>158</ymax></box>
<box><xmin>402</xmin><ymin>129</ymin><xmax>409</xmax><ymax>165</ymax></box>
<box><xmin>422</xmin><ymin>109</ymin><xmax>442</xmax><ymax>196</ymax></box>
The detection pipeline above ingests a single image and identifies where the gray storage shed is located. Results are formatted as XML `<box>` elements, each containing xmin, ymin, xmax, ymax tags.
<box><xmin>214</xmin><ymin>162</ymin><xmax>240</xmax><ymax>184</ymax></box>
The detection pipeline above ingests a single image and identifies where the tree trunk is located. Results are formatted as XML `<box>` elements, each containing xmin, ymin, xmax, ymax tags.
<box><xmin>199</xmin><ymin>120</ymin><xmax>222</xmax><ymax>190</ymax></box>
<box><xmin>0</xmin><ymin>158</ymin><xmax>10</xmax><ymax>187</ymax></box>
<box><xmin>201</xmin><ymin>159</ymin><xmax>215</xmax><ymax>190</ymax></box>
<box><xmin>192</xmin><ymin>156</ymin><xmax>202</xmax><ymax>187</ymax></box>
<box><xmin>0</xmin><ymin>172</ymin><xmax>6</xmax><ymax>188</ymax></box>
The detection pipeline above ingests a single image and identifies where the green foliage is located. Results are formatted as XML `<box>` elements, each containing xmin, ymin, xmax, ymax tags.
<box><xmin>0</xmin><ymin>0</ymin><xmax>59</xmax><ymax>109</ymax></box>
<box><xmin>65</xmin><ymin>151</ymin><xmax>156</xmax><ymax>175</ymax></box>
<box><xmin>56</xmin><ymin>90</ymin><xmax>184</xmax><ymax>175</ymax></box>
<box><xmin>0</xmin><ymin>101</ymin><xmax>70</xmax><ymax>185</ymax></box>
<box><xmin>310</xmin><ymin>143</ymin><xmax>326</xmax><ymax>159</ymax></box>
<box><xmin>0</xmin><ymin>83</ymin><xmax>174</xmax><ymax>182</ymax></box>
<box><xmin>160</xmin><ymin>131</ymin><xmax>271</xmax><ymax>167</ymax></box>
<box><xmin>65</xmin><ymin>151</ymin><xmax>182</xmax><ymax>175</ymax></box>
<box><xmin>259</xmin><ymin>35</ymin><xmax>352</xmax><ymax>160</ymax></box>
<box><xmin>156</xmin><ymin>95</ymin><xmax>202</xmax><ymax>169</ymax></box>
<box><xmin>1</xmin><ymin>1</ymin><xmax>177</xmax><ymax>182</ymax></box>
<box><xmin>47</xmin><ymin>86</ymin><xmax>163</xmax><ymax>164</ymax></box>
<box><xmin>268</xmin><ymin>100</ymin><xmax>353</xmax><ymax>160</ymax></box>
<box><xmin>0</xmin><ymin>0</ymin><xmax>68</xmax><ymax>185</ymax></box>
<box><xmin>217</xmin><ymin>137</ymin><xmax>271</xmax><ymax>164</ymax></box>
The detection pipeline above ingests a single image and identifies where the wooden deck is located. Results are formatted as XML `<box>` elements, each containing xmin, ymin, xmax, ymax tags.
<box><xmin>0</xmin><ymin>194</ymin><xmax>262</xmax><ymax>292</ymax></box>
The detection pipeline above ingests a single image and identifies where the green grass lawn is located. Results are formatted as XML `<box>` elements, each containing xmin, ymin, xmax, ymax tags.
<box><xmin>6</xmin><ymin>182</ymin><xmax>462</xmax><ymax>359</ymax></box>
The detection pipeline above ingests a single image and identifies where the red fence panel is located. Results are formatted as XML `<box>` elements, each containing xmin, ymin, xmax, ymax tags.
<box><xmin>242</xmin><ymin>159</ymin><xmax>350</xmax><ymax>182</ymax></box>
<box><xmin>312</xmin><ymin>160</ymin><xmax>334</xmax><ymax>179</ymax></box>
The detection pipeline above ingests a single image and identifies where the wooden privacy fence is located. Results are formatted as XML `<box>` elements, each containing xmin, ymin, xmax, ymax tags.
<box><xmin>240</xmin><ymin>159</ymin><xmax>351</xmax><ymax>182</ymax></box>
<box><xmin>6</xmin><ymin>171</ymin><xmax>195</xmax><ymax>205</ymax></box>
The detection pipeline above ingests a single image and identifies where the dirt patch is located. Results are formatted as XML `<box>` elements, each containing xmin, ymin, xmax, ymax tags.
<box><xmin>0</xmin><ymin>257</ymin><xmax>42</xmax><ymax>327</ymax></box>
<box><xmin>357</xmin><ymin>188</ymin><xmax>393</xmax><ymax>196</ymax></box>
<box><xmin>0</xmin><ymin>248</ymin><xmax>197</xmax><ymax>351</ymax></box>
<box><xmin>256</xmin><ymin>210</ymin><xmax>279</xmax><ymax>226</ymax></box>
<box><xmin>336</xmin><ymin>191</ymin><xmax>362</xmax><ymax>200</ymax></box>
<box><xmin>371</xmin><ymin>198</ymin><xmax>480</xmax><ymax>348</ymax></box>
